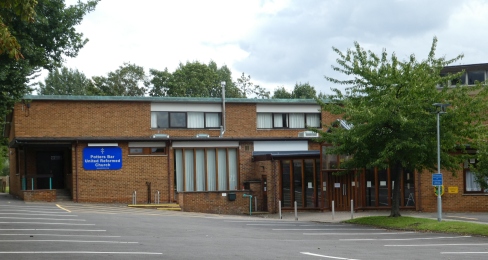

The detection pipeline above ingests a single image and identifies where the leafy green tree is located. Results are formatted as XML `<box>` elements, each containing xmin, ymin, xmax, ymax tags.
<box><xmin>291</xmin><ymin>82</ymin><xmax>316</xmax><ymax>99</ymax></box>
<box><xmin>317</xmin><ymin>37</ymin><xmax>488</xmax><ymax>217</ymax></box>
<box><xmin>0</xmin><ymin>0</ymin><xmax>37</xmax><ymax>59</ymax></box>
<box><xmin>0</xmin><ymin>146</ymin><xmax>8</xmax><ymax>177</ymax></box>
<box><xmin>235</xmin><ymin>72</ymin><xmax>270</xmax><ymax>99</ymax></box>
<box><xmin>0</xmin><ymin>0</ymin><xmax>98</xmax><ymax>127</ymax></box>
<box><xmin>89</xmin><ymin>63</ymin><xmax>147</xmax><ymax>96</ymax></box>
<box><xmin>37</xmin><ymin>66</ymin><xmax>90</xmax><ymax>95</ymax></box>
<box><xmin>149</xmin><ymin>61</ymin><xmax>243</xmax><ymax>98</ymax></box>
<box><xmin>272</xmin><ymin>86</ymin><xmax>292</xmax><ymax>99</ymax></box>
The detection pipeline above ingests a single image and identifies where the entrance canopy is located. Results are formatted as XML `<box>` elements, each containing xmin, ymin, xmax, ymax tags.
<box><xmin>252</xmin><ymin>150</ymin><xmax>319</xmax><ymax>161</ymax></box>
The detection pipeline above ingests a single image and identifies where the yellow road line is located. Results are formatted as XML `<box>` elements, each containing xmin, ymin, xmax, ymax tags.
<box><xmin>56</xmin><ymin>204</ymin><xmax>71</xmax><ymax>213</ymax></box>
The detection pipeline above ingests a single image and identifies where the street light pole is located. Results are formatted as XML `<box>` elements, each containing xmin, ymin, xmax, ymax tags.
<box><xmin>433</xmin><ymin>103</ymin><xmax>449</xmax><ymax>222</ymax></box>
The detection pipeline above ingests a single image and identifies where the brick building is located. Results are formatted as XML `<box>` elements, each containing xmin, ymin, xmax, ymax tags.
<box><xmin>4</xmin><ymin>92</ymin><xmax>487</xmax><ymax>214</ymax></box>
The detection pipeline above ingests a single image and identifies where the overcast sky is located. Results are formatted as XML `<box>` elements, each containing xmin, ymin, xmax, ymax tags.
<box><xmin>56</xmin><ymin>0</ymin><xmax>488</xmax><ymax>95</ymax></box>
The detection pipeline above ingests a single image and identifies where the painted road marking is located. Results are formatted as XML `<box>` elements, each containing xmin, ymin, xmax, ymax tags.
<box><xmin>0</xmin><ymin>240</ymin><xmax>138</xmax><ymax>244</ymax></box>
<box><xmin>0</xmin><ymin>213</ymin><xmax>77</xmax><ymax>217</ymax></box>
<box><xmin>341</xmin><ymin>236</ymin><xmax>471</xmax><ymax>241</ymax></box>
<box><xmin>304</xmin><ymin>232</ymin><xmax>415</xmax><ymax>236</ymax></box>
<box><xmin>385</xmin><ymin>243</ymin><xmax>488</xmax><ymax>247</ymax></box>
<box><xmin>0</xmin><ymin>234</ymin><xmax>119</xmax><ymax>238</ymax></box>
<box><xmin>446</xmin><ymin>215</ymin><xmax>478</xmax><ymax>221</ymax></box>
<box><xmin>0</xmin><ymin>251</ymin><xmax>162</xmax><ymax>255</ymax></box>
<box><xmin>0</xmin><ymin>229</ymin><xmax>105</xmax><ymax>232</ymax></box>
<box><xmin>0</xmin><ymin>222</ymin><xmax>95</xmax><ymax>225</ymax></box>
<box><xmin>273</xmin><ymin>228</ymin><xmax>381</xmax><ymax>231</ymax></box>
<box><xmin>56</xmin><ymin>204</ymin><xmax>71</xmax><ymax>213</ymax></box>
<box><xmin>301</xmin><ymin>252</ymin><xmax>359</xmax><ymax>260</ymax></box>
<box><xmin>441</xmin><ymin>252</ymin><xmax>488</xmax><ymax>254</ymax></box>
<box><xmin>0</xmin><ymin>217</ymin><xmax>85</xmax><ymax>221</ymax></box>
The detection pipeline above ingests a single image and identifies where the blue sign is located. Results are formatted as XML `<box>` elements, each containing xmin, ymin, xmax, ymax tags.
<box><xmin>83</xmin><ymin>147</ymin><xmax>122</xmax><ymax>170</ymax></box>
<box><xmin>432</xmin><ymin>173</ymin><xmax>443</xmax><ymax>186</ymax></box>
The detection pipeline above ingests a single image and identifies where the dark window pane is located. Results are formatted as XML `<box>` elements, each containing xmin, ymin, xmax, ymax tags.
<box><xmin>378</xmin><ymin>169</ymin><xmax>388</xmax><ymax>206</ymax></box>
<box><xmin>403</xmin><ymin>169</ymin><xmax>415</xmax><ymax>206</ymax></box>
<box><xmin>467</xmin><ymin>71</ymin><xmax>484</xmax><ymax>85</ymax></box>
<box><xmin>365</xmin><ymin>169</ymin><xmax>376</xmax><ymax>207</ymax></box>
<box><xmin>304</xmin><ymin>159</ymin><xmax>314</xmax><ymax>208</ymax></box>
<box><xmin>170</xmin><ymin>112</ymin><xmax>186</xmax><ymax>128</ymax></box>
<box><xmin>282</xmin><ymin>160</ymin><xmax>291</xmax><ymax>207</ymax></box>
<box><xmin>450</xmin><ymin>73</ymin><xmax>466</xmax><ymax>85</ymax></box>
<box><xmin>154</xmin><ymin>112</ymin><xmax>168</xmax><ymax>128</ymax></box>
<box><xmin>293</xmin><ymin>160</ymin><xmax>303</xmax><ymax>207</ymax></box>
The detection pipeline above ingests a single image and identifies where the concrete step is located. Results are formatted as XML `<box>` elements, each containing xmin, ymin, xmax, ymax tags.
<box><xmin>128</xmin><ymin>203</ymin><xmax>181</xmax><ymax>211</ymax></box>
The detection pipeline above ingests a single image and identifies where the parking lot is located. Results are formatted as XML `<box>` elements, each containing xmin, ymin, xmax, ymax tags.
<box><xmin>1</xmin><ymin>194</ymin><xmax>487</xmax><ymax>259</ymax></box>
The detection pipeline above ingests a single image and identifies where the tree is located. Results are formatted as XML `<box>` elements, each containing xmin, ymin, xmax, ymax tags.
<box><xmin>89</xmin><ymin>63</ymin><xmax>147</xmax><ymax>96</ymax></box>
<box><xmin>272</xmin><ymin>86</ymin><xmax>292</xmax><ymax>99</ymax></box>
<box><xmin>316</xmin><ymin>37</ymin><xmax>488</xmax><ymax>217</ymax></box>
<box><xmin>0</xmin><ymin>0</ymin><xmax>37</xmax><ymax>59</ymax></box>
<box><xmin>291</xmin><ymin>82</ymin><xmax>316</xmax><ymax>99</ymax></box>
<box><xmin>235</xmin><ymin>72</ymin><xmax>270</xmax><ymax>99</ymax></box>
<box><xmin>0</xmin><ymin>0</ymin><xmax>98</xmax><ymax>125</ymax></box>
<box><xmin>149</xmin><ymin>61</ymin><xmax>243</xmax><ymax>98</ymax></box>
<box><xmin>38</xmin><ymin>66</ymin><xmax>90</xmax><ymax>95</ymax></box>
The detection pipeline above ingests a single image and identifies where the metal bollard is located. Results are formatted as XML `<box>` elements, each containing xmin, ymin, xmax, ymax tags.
<box><xmin>294</xmin><ymin>201</ymin><xmax>298</xmax><ymax>221</ymax></box>
<box><xmin>351</xmin><ymin>199</ymin><xmax>354</xmax><ymax>219</ymax></box>
<box><xmin>132</xmin><ymin>191</ymin><xmax>137</xmax><ymax>205</ymax></box>
<box><xmin>279</xmin><ymin>200</ymin><xmax>282</xmax><ymax>219</ymax></box>
<box><xmin>255</xmin><ymin>196</ymin><xmax>258</xmax><ymax>212</ymax></box>
<box><xmin>332</xmin><ymin>200</ymin><xmax>335</xmax><ymax>220</ymax></box>
<box><xmin>154</xmin><ymin>190</ymin><xmax>160</xmax><ymax>204</ymax></box>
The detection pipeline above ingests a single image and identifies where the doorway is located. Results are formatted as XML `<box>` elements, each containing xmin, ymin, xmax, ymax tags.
<box><xmin>36</xmin><ymin>152</ymin><xmax>64</xmax><ymax>189</ymax></box>
<box><xmin>327</xmin><ymin>171</ymin><xmax>354</xmax><ymax>211</ymax></box>
<box><xmin>262</xmin><ymin>175</ymin><xmax>268</xmax><ymax>211</ymax></box>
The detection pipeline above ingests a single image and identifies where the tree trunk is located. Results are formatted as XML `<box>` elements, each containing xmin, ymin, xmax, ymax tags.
<box><xmin>390</xmin><ymin>161</ymin><xmax>402</xmax><ymax>217</ymax></box>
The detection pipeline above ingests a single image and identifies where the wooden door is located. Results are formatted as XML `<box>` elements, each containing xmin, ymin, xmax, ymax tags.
<box><xmin>329</xmin><ymin>172</ymin><xmax>352</xmax><ymax>211</ymax></box>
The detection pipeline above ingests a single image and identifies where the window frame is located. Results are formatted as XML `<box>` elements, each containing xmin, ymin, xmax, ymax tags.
<box><xmin>151</xmin><ymin>111</ymin><xmax>222</xmax><ymax>129</ymax></box>
<box><xmin>464</xmin><ymin>159</ymin><xmax>488</xmax><ymax>194</ymax></box>
<box><xmin>257</xmin><ymin>112</ymin><xmax>321</xmax><ymax>129</ymax></box>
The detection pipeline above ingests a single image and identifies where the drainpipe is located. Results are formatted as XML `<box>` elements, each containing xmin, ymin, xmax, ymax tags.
<box><xmin>243</xmin><ymin>193</ymin><xmax>253</xmax><ymax>215</ymax></box>
<box><xmin>220</xmin><ymin>81</ymin><xmax>226</xmax><ymax>138</ymax></box>
<box><xmin>167</xmin><ymin>141</ymin><xmax>171</xmax><ymax>202</ymax></box>
<box><xmin>75</xmin><ymin>141</ymin><xmax>79</xmax><ymax>203</ymax></box>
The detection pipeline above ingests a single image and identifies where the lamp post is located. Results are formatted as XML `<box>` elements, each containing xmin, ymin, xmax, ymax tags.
<box><xmin>433</xmin><ymin>103</ymin><xmax>449</xmax><ymax>222</ymax></box>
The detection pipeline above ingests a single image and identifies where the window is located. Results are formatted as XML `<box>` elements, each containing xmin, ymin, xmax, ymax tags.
<box><xmin>450</xmin><ymin>73</ymin><xmax>466</xmax><ymax>86</ymax></box>
<box><xmin>175</xmin><ymin>148</ymin><xmax>238</xmax><ymax>192</ymax></box>
<box><xmin>257</xmin><ymin>113</ymin><xmax>321</xmax><ymax>129</ymax></box>
<box><xmin>467</xmin><ymin>71</ymin><xmax>485</xmax><ymax>85</ymax></box>
<box><xmin>464</xmin><ymin>159</ymin><xmax>488</xmax><ymax>193</ymax></box>
<box><xmin>128</xmin><ymin>142</ymin><xmax>166</xmax><ymax>155</ymax></box>
<box><xmin>151</xmin><ymin>112</ymin><xmax>221</xmax><ymax>129</ymax></box>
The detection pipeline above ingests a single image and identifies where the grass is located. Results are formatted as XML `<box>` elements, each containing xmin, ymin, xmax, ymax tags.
<box><xmin>345</xmin><ymin>216</ymin><xmax>488</xmax><ymax>237</ymax></box>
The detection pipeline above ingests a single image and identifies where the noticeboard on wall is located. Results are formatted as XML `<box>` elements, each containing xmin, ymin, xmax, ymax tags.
<box><xmin>83</xmin><ymin>147</ymin><xmax>122</xmax><ymax>170</ymax></box>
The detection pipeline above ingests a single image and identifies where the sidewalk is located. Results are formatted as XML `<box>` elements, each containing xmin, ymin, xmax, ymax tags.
<box><xmin>253</xmin><ymin>209</ymin><xmax>488</xmax><ymax>224</ymax></box>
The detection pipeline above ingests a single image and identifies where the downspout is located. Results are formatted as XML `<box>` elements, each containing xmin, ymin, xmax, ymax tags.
<box><xmin>75</xmin><ymin>141</ymin><xmax>79</xmax><ymax>203</ymax></box>
<box><xmin>220</xmin><ymin>81</ymin><xmax>226</xmax><ymax>138</ymax></box>
<box><xmin>167</xmin><ymin>140</ymin><xmax>171</xmax><ymax>202</ymax></box>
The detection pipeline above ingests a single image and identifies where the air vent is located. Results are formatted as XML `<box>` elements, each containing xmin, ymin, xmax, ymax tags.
<box><xmin>152</xmin><ymin>134</ymin><xmax>169</xmax><ymax>138</ymax></box>
<box><xmin>298</xmin><ymin>131</ymin><xmax>319</xmax><ymax>138</ymax></box>
<box><xmin>195</xmin><ymin>134</ymin><xmax>210</xmax><ymax>138</ymax></box>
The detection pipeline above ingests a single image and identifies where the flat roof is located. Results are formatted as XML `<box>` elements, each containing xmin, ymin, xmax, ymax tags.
<box><xmin>22</xmin><ymin>95</ymin><xmax>330</xmax><ymax>104</ymax></box>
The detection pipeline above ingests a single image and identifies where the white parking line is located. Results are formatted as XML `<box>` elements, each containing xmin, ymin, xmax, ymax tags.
<box><xmin>0</xmin><ymin>217</ymin><xmax>85</xmax><ymax>221</ymax></box>
<box><xmin>0</xmin><ymin>222</ymin><xmax>95</xmax><ymax>225</ymax></box>
<box><xmin>0</xmin><ymin>213</ymin><xmax>77</xmax><ymax>217</ymax></box>
<box><xmin>441</xmin><ymin>252</ymin><xmax>488</xmax><ymax>254</ymax></box>
<box><xmin>0</xmin><ymin>240</ymin><xmax>138</xmax><ymax>244</ymax></box>
<box><xmin>301</xmin><ymin>252</ymin><xmax>359</xmax><ymax>260</ymax></box>
<box><xmin>0</xmin><ymin>229</ymin><xmax>105</xmax><ymax>232</ymax></box>
<box><xmin>0</xmin><ymin>210</ymin><xmax>71</xmax><ymax>214</ymax></box>
<box><xmin>304</xmin><ymin>232</ymin><xmax>414</xmax><ymax>236</ymax></box>
<box><xmin>342</xmin><ymin>236</ymin><xmax>471</xmax><ymax>241</ymax></box>
<box><xmin>0</xmin><ymin>251</ymin><xmax>162</xmax><ymax>255</ymax></box>
<box><xmin>273</xmin><ymin>228</ymin><xmax>380</xmax><ymax>231</ymax></box>
<box><xmin>385</xmin><ymin>243</ymin><xmax>488</xmax><ymax>247</ymax></box>
<box><xmin>0</xmin><ymin>234</ymin><xmax>120</xmax><ymax>238</ymax></box>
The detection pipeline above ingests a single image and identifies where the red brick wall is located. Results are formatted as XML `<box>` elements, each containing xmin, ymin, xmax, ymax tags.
<box><xmin>178</xmin><ymin>191</ymin><xmax>251</xmax><ymax>215</ymax></box>
<box><xmin>418</xmin><ymin>168</ymin><xmax>488</xmax><ymax>212</ymax></box>
<box><xmin>73</xmin><ymin>142</ymin><xmax>170</xmax><ymax>204</ymax></box>
<box><xmin>22</xmin><ymin>190</ymin><xmax>56</xmax><ymax>202</ymax></box>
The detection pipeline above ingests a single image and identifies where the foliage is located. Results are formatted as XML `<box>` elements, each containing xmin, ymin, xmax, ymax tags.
<box><xmin>37</xmin><ymin>66</ymin><xmax>90</xmax><ymax>95</ymax></box>
<box><xmin>0</xmin><ymin>0</ymin><xmax>37</xmax><ymax>59</ymax></box>
<box><xmin>0</xmin><ymin>0</ymin><xmax>98</xmax><ymax>129</ymax></box>
<box><xmin>317</xmin><ymin>37</ymin><xmax>488</xmax><ymax>217</ymax></box>
<box><xmin>0</xmin><ymin>146</ymin><xmax>8</xmax><ymax>176</ymax></box>
<box><xmin>235</xmin><ymin>72</ymin><xmax>270</xmax><ymax>99</ymax></box>
<box><xmin>89</xmin><ymin>62</ymin><xmax>147</xmax><ymax>96</ymax></box>
<box><xmin>272</xmin><ymin>82</ymin><xmax>318</xmax><ymax>99</ymax></box>
<box><xmin>272</xmin><ymin>86</ymin><xmax>293</xmax><ymax>99</ymax></box>
<box><xmin>148</xmin><ymin>61</ymin><xmax>244</xmax><ymax>98</ymax></box>
<box><xmin>345</xmin><ymin>216</ymin><xmax>488</xmax><ymax>237</ymax></box>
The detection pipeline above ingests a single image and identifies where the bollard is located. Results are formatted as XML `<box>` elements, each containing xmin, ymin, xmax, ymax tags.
<box><xmin>49</xmin><ymin>177</ymin><xmax>52</xmax><ymax>190</ymax></box>
<box><xmin>279</xmin><ymin>200</ymin><xmax>282</xmax><ymax>219</ymax></box>
<box><xmin>31</xmin><ymin>178</ymin><xmax>34</xmax><ymax>190</ymax></box>
<box><xmin>132</xmin><ymin>191</ymin><xmax>137</xmax><ymax>205</ymax></box>
<box><xmin>351</xmin><ymin>199</ymin><xmax>354</xmax><ymax>219</ymax></box>
<box><xmin>243</xmin><ymin>194</ymin><xmax>253</xmax><ymax>215</ymax></box>
<box><xmin>332</xmin><ymin>200</ymin><xmax>335</xmax><ymax>220</ymax></box>
<box><xmin>294</xmin><ymin>201</ymin><xmax>298</xmax><ymax>221</ymax></box>
<box><xmin>255</xmin><ymin>196</ymin><xmax>258</xmax><ymax>212</ymax></box>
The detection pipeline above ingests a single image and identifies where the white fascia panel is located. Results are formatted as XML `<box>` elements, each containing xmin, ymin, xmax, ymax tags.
<box><xmin>172</xmin><ymin>141</ymin><xmax>239</xmax><ymax>148</ymax></box>
<box><xmin>253</xmin><ymin>141</ymin><xmax>308</xmax><ymax>152</ymax></box>
<box><xmin>256</xmin><ymin>104</ymin><xmax>321</xmax><ymax>113</ymax></box>
<box><xmin>88</xmin><ymin>143</ymin><xmax>118</xmax><ymax>147</ymax></box>
<box><xmin>151</xmin><ymin>103</ymin><xmax>221</xmax><ymax>112</ymax></box>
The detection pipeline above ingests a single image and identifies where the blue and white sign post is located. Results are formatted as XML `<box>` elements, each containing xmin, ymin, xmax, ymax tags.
<box><xmin>433</xmin><ymin>103</ymin><xmax>449</xmax><ymax>222</ymax></box>
<box><xmin>83</xmin><ymin>147</ymin><xmax>122</xmax><ymax>170</ymax></box>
